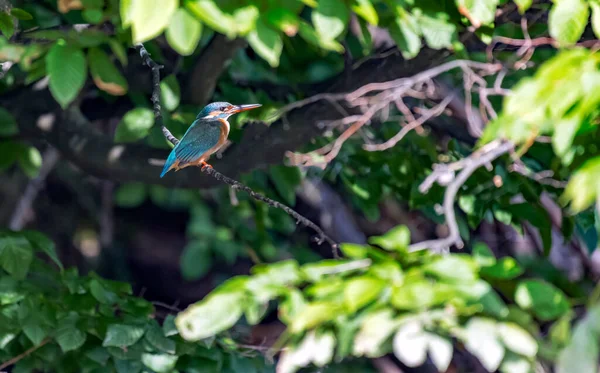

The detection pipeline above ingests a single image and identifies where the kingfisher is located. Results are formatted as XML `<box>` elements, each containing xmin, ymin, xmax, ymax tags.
<box><xmin>160</xmin><ymin>102</ymin><xmax>261</xmax><ymax>178</ymax></box>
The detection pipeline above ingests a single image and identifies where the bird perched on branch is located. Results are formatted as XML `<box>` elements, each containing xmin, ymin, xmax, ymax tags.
<box><xmin>160</xmin><ymin>101</ymin><xmax>261</xmax><ymax>178</ymax></box>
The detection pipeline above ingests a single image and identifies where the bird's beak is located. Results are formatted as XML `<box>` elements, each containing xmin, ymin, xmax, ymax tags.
<box><xmin>231</xmin><ymin>104</ymin><xmax>262</xmax><ymax>114</ymax></box>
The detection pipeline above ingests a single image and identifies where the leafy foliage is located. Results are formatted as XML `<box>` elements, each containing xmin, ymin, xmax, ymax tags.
<box><xmin>3</xmin><ymin>0</ymin><xmax>600</xmax><ymax>372</ymax></box>
<box><xmin>0</xmin><ymin>230</ymin><xmax>270</xmax><ymax>372</ymax></box>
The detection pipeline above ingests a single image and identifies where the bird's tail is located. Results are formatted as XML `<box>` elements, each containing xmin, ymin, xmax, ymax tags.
<box><xmin>160</xmin><ymin>148</ymin><xmax>178</xmax><ymax>178</ymax></box>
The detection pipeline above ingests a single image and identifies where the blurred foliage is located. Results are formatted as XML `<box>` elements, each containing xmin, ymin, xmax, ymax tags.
<box><xmin>2</xmin><ymin>0</ymin><xmax>600</xmax><ymax>373</ymax></box>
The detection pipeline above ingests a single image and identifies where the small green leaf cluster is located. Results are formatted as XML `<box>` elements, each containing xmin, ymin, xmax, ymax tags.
<box><xmin>0</xmin><ymin>230</ymin><xmax>270</xmax><ymax>373</ymax></box>
<box><xmin>481</xmin><ymin>49</ymin><xmax>600</xmax><ymax>213</ymax></box>
<box><xmin>175</xmin><ymin>226</ymin><xmax>577</xmax><ymax>373</ymax></box>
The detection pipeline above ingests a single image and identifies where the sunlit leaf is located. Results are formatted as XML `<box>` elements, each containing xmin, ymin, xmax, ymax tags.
<box><xmin>312</xmin><ymin>0</ymin><xmax>349</xmax><ymax>41</ymax></box>
<box><xmin>46</xmin><ymin>42</ymin><xmax>87</xmax><ymax>108</ymax></box>
<box><xmin>114</xmin><ymin>108</ymin><xmax>155</xmax><ymax>143</ymax></box>
<box><xmin>549</xmin><ymin>0</ymin><xmax>589</xmax><ymax>45</ymax></box>
<box><xmin>166</xmin><ymin>8</ymin><xmax>202</xmax><ymax>56</ymax></box>
<box><xmin>103</xmin><ymin>324</ymin><xmax>146</xmax><ymax>347</ymax></box>
<box><xmin>176</xmin><ymin>291</ymin><xmax>245</xmax><ymax>340</ymax></box>
<box><xmin>515</xmin><ymin>280</ymin><xmax>570</xmax><ymax>321</ymax></box>
<box><xmin>247</xmin><ymin>18</ymin><xmax>283</xmax><ymax>67</ymax></box>
<box><xmin>88</xmin><ymin>47</ymin><xmax>128</xmax><ymax>96</ymax></box>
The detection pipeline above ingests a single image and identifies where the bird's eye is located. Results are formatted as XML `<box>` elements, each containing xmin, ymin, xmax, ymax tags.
<box><xmin>220</xmin><ymin>106</ymin><xmax>227</xmax><ymax>111</ymax></box>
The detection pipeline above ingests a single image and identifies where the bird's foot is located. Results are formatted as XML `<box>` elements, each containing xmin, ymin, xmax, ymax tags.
<box><xmin>200</xmin><ymin>161</ymin><xmax>213</xmax><ymax>171</ymax></box>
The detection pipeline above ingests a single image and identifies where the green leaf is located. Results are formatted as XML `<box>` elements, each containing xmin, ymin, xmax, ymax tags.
<box><xmin>352</xmin><ymin>0</ymin><xmax>378</xmax><ymax>25</ymax></box>
<box><xmin>122</xmin><ymin>0</ymin><xmax>178</xmax><ymax>43</ymax></box>
<box><xmin>549</xmin><ymin>0</ymin><xmax>589</xmax><ymax>45</ymax></box>
<box><xmin>115</xmin><ymin>183</ymin><xmax>147</xmax><ymax>208</ymax></box>
<box><xmin>55</xmin><ymin>313</ymin><xmax>87</xmax><ymax>352</ymax></box>
<box><xmin>180</xmin><ymin>241</ymin><xmax>212</xmax><ymax>281</ymax></box>
<box><xmin>10</xmin><ymin>8</ymin><xmax>33</xmax><ymax>21</ymax></box>
<box><xmin>301</xmin><ymin>259</ymin><xmax>369</xmax><ymax>282</ymax></box>
<box><xmin>424</xmin><ymin>255</ymin><xmax>478</xmax><ymax>282</ymax></box>
<box><xmin>0</xmin><ymin>12</ymin><xmax>14</xmax><ymax>39</ymax></box>
<box><xmin>115</xmin><ymin>359</ymin><xmax>143</xmax><ymax>373</ymax></box>
<box><xmin>298</xmin><ymin>21</ymin><xmax>345</xmax><ymax>52</ymax></box>
<box><xmin>455</xmin><ymin>0</ymin><xmax>499</xmax><ymax>26</ymax></box>
<box><xmin>389</xmin><ymin>10</ymin><xmax>422</xmax><ymax>59</ymax></box>
<box><xmin>557</xmin><ymin>305</ymin><xmax>600</xmax><ymax>373</ymax></box>
<box><xmin>145</xmin><ymin>320</ymin><xmax>176</xmax><ymax>354</ymax></box>
<box><xmin>343</xmin><ymin>276</ymin><xmax>385</xmax><ymax>312</ymax></box>
<box><xmin>22</xmin><ymin>230</ymin><xmax>63</xmax><ymax>271</ymax></box>
<box><xmin>176</xmin><ymin>291</ymin><xmax>245</xmax><ymax>340</ymax></box>
<box><xmin>160</xmin><ymin>75</ymin><xmax>181</xmax><ymax>112</ymax></box>
<box><xmin>464</xmin><ymin>318</ymin><xmax>504</xmax><ymax>372</ymax></box>
<box><xmin>368</xmin><ymin>225</ymin><xmax>410</xmax><ymax>252</ymax></box>
<box><xmin>162</xmin><ymin>314</ymin><xmax>178</xmax><ymax>337</ymax></box>
<box><xmin>514</xmin><ymin>0</ymin><xmax>533</xmax><ymax>14</ymax></box>
<box><xmin>427</xmin><ymin>333</ymin><xmax>453</xmax><ymax>372</ymax></box>
<box><xmin>391</xmin><ymin>280</ymin><xmax>435</xmax><ymax>310</ymax></box>
<box><xmin>23</xmin><ymin>323</ymin><xmax>48</xmax><ymax>346</ymax></box>
<box><xmin>497</xmin><ymin>322</ymin><xmax>538</xmax><ymax>357</ymax></box>
<box><xmin>563</xmin><ymin>157</ymin><xmax>600</xmax><ymax>212</ymax></box>
<box><xmin>247</xmin><ymin>18</ymin><xmax>283</xmax><ymax>68</ymax></box>
<box><xmin>114</xmin><ymin>108</ymin><xmax>155</xmax><ymax>143</ymax></box>
<box><xmin>265</xmin><ymin>8</ymin><xmax>300</xmax><ymax>36</ymax></box>
<box><xmin>166</xmin><ymin>8</ymin><xmax>202</xmax><ymax>56</ymax></box>
<box><xmin>353</xmin><ymin>310</ymin><xmax>399</xmax><ymax>357</ymax></box>
<box><xmin>289</xmin><ymin>301</ymin><xmax>340</xmax><ymax>333</ymax></box>
<box><xmin>186</xmin><ymin>0</ymin><xmax>236</xmax><ymax>37</ymax></box>
<box><xmin>109</xmin><ymin>39</ymin><xmax>128</xmax><ymax>67</ymax></box>
<box><xmin>233</xmin><ymin>5</ymin><xmax>260</xmax><ymax>35</ymax></box>
<box><xmin>480</xmin><ymin>256</ymin><xmax>523</xmax><ymax>279</ymax></box>
<box><xmin>141</xmin><ymin>353</ymin><xmax>178</xmax><ymax>373</ymax></box>
<box><xmin>515</xmin><ymin>280</ymin><xmax>570</xmax><ymax>321</ymax></box>
<box><xmin>339</xmin><ymin>243</ymin><xmax>369</xmax><ymax>259</ymax></box>
<box><xmin>88</xmin><ymin>47</ymin><xmax>128</xmax><ymax>96</ymax></box>
<box><xmin>90</xmin><ymin>279</ymin><xmax>119</xmax><ymax>304</ymax></box>
<box><xmin>18</xmin><ymin>146</ymin><xmax>42</xmax><ymax>178</ymax></box>
<box><xmin>472</xmin><ymin>242</ymin><xmax>496</xmax><ymax>267</ymax></box>
<box><xmin>102</xmin><ymin>324</ymin><xmax>146</xmax><ymax>347</ymax></box>
<box><xmin>83</xmin><ymin>8</ymin><xmax>103</xmax><ymax>24</ymax></box>
<box><xmin>0</xmin><ymin>234</ymin><xmax>33</xmax><ymax>279</ymax></box>
<box><xmin>46</xmin><ymin>42</ymin><xmax>87</xmax><ymax>108</ymax></box>
<box><xmin>393</xmin><ymin>320</ymin><xmax>427</xmax><ymax>367</ymax></box>
<box><xmin>269</xmin><ymin>165</ymin><xmax>301</xmax><ymax>206</ymax></box>
<box><xmin>552</xmin><ymin>115</ymin><xmax>582</xmax><ymax>157</ymax></box>
<box><xmin>418</xmin><ymin>14</ymin><xmax>456</xmax><ymax>50</ymax></box>
<box><xmin>592</xmin><ymin>2</ymin><xmax>600</xmax><ymax>39</ymax></box>
<box><xmin>312</xmin><ymin>0</ymin><xmax>349</xmax><ymax>41</ymax></box>
<box><xmin>0</xmin><ymin>108</ymin><xmax>18</xmax><ymax>137</ymax></box>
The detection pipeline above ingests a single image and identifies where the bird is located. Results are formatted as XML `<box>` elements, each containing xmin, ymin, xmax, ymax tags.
<box><xmin>160</xmin><ymin>101</ymin><xmax>261</xmax><ymax>178</ymax></box>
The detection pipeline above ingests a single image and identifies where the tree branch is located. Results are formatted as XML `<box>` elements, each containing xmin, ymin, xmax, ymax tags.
<box><xmin>408</xmin><ymin>140</ymin><xmax>515</xmax><ymax>253</ymax></box>
<box><xmin>186</xmin><ymin>34</ymin><xmax>247</xmax><ymax>107</ymax></box>
<box><xmin>12</xmin><ymin>47</ymin><xmax>453</xmax><ymax>189</ymax></box>
<box><xmin>0</xmin><ymin>338</ymin><xmax>50</xmax><ymax>370</ymax></box>
<box><xmin>136</xmin><ymin>44</ymin><xmax>339</xmax><ymax>255</ymax></box>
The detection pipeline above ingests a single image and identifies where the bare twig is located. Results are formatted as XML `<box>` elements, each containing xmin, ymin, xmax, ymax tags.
<box><xmin>9</xmin><ymin>147</ymin><xmax>60</xmax><ymax>230</ymax></box>
<box><xmin>363</xmin><ymin>96</ymin><xmax>454</xmax><ymax>151</ymax></box>
<box><xmin>408</xmin><ymin>140</ymin><xmax>515</xmax><ymax>253</ymax></box>
<box><xmin>0</xmin><ymin>338</ymin><xmax>50</xmax><ymax>370</ymax></box>
<box><xmin>135</xmin><ymin>44</ymin><xmax>339</xmax><ymax>256</ymax></box>
<box><xmin>278</xmin><ymin>60</ymin><xmax>502</xmax><ymax>168</ymax></box>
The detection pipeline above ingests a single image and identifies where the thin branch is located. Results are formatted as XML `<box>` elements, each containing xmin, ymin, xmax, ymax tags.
<box><xmin>363</xmin><ymin>96</ymin><xmax>454</xmax><ymax>151</ymax></box>
<box><xmin>280</xmin><ymin>60</ymin><xmax>502</xmax><ymax>168</ymax></box>
<box><xmin>9</xmin><ymin>147</ymin><xmax>60</xmax><ymax>230</ymax></box>
<box><xmin>408</xmin><ymin>140</ymin><xmax>515</xmax><ymax>253</ymax></box>
<box><xmin>0</xmin><ymin>338</ymin><xmax>50</xmax><ymax>370</ymax></box>
<box><xmin>135</xmin><ymin>44</ymin><xmax>339</xmax><ymax>256</ymax></box>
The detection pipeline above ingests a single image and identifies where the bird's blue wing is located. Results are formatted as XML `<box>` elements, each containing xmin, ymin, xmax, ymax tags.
<box><xmin>175</xmin><ymin>118</ymin><xmax>222</xmax><ymax>163</ymax></box>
